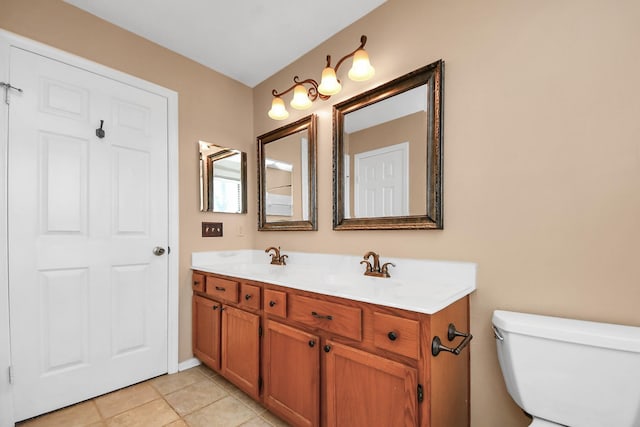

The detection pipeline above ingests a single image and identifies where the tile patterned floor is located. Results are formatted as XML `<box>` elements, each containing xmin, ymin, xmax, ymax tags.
<box><xmin>17</xmin><ymin>365</ymin><xmax>290</xmax><ymax>427</ymax></box>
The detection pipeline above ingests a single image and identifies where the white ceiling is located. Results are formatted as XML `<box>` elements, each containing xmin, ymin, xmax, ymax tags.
<box><xmin>64</xmin><ymin>0</ymin><xmax>387</xmax><ymax>88</ymax></box>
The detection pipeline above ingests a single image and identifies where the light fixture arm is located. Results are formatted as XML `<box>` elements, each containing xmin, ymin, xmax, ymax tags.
<box><xmin>268</xmin><ymin>35</ymin><xmax>372</xmax><ymax>119</ymax></box>
<box><xmin>328</xmin><ymin>35</ymin><xmax>368</xmax><ymax>77</ymax></box>
<box><xmin>271</xmin><ymin>76</ymin><xmax>329</xmax><ymax>102</ymax></box>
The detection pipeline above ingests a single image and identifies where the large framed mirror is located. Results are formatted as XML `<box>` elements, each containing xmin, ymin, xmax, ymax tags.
<box><xmin>333</xmin><ymin>60</ymin><xmax>443</xmax><ymax>230</ymax></box>
<box><xmin>199</xmin><ymin>141</ymin><xmax>247</xmax><ymax>213</ymax></box>
<box><xmin>257</xmin><ymin>115</ymin><xmax>317</xmax><ymax>231</ymax></box>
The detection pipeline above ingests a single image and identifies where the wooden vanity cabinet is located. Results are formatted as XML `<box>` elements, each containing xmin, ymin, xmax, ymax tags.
<box><xmin>192</xmin><ymin>270</ymin><xmax>471</xmax><ymax>427</ymax></box>
<box><xmin>263</xmin><ymin>319</ymin><xmax>320</xmax><ymax>427</ymax></box>
<box><xmin>324</xmin><ymin>340</ymin><xmax>418</xmax><ymax>427</ymax></box>
<box><xmin>192</xmin><ymin>295</ymin><xmax>221</xmax><ymax>370</ymax></box>
<box><xmin>221</xmin><ymin>305</ymin><xmax>261</xmax><ymax>399</ymax></box>
<box><xmin>192</xmin><ymin>275</ymin><xmax>261</xmax><ymax>400</ymax></box>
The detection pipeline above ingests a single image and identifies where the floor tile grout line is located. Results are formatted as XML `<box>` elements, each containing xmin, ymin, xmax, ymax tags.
<box><xmin>17</xmin><ymin>367</ymin><xmax>287</xmax><ymax>427</ymax></box>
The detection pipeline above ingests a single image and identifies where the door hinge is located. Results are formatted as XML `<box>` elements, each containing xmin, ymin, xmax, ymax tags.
<box><xmin>417</xmin><ymin>384</ymin><xmax>424</xmax><ymax>403</ymax></box>
<box><xmin>258</xmin><ymin>326</ymin><xmax>263</xmax><ymax>337</ymax></box>
<box><xmin>8</xmin><ymin>366</ymin><xmax>14</xmax><ymax>384</ymax></box>
<box><xmin>259</xmin><ymin>376</ymin><xmax>263</xmax><ymax>391</ymax></box>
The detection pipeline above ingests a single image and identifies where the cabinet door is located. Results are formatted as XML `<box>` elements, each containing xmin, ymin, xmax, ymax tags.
<box><xmin>264</xmin><ymin>320</ymin><xmax>320</xmax><ymax>427</ymax></box>
<box><xmin>192</xmin><ymin>295</ymin><xmax>222</xmax><ymax>371</ymax></box>
<box><xmin>325</xmin><ymin>340</ymin><xmax>418</xmax><ymax>427</ymax></box>
<box><xmin>221</xmin><ymin>306</ymin><xmax>261</xmax><ymax>399</ymax></box>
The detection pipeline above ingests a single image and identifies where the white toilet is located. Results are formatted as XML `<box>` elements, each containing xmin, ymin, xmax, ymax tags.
<box><xmin>492</xmin><ymin>310</ymin><xmax>640</xmax><ymax>427</ymax></box>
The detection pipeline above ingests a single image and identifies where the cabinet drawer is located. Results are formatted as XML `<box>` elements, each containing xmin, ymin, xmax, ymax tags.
<box><xmin>289</xmin><ymin>295</ymin><xmax>362</xmax><ymax>341</ymax></box>
<box><xmin>192</xmin><ymin>272</ymin><xmax>205</xmax><ymax>293</ymax></box>
<box><xmin>264</xmin><ymin>289</ymin><xmax>287</xmax><ymax>318</ymax></box>
<box><xmin>373</xmin><ymin>312</ymin><xmax>420</xmax><ymax>359</ymax></box>
<box><xmin>239</xmin><ymin>283</ymin><xmax>261</xmax><ymax>311</ymax></box>
<box><xmin>205</xmin><ymin>276</ymin><xmax>239</xmax><ymax>303</ymax></box>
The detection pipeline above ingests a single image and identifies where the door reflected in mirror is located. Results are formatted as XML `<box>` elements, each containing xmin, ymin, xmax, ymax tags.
<box><xmin>258</xmin><ymin>115</ymin><xmax>317</xmax><ymax>231</ymax></box>
<box><xmin>333</xmin><ymin>61</ymin><xmax>443</xmax><ymax>230</ymax></box>
<box><xmin>199</xmin><ymin>141</ymin><xmax>247</xmax><ymax>214</ymax></box>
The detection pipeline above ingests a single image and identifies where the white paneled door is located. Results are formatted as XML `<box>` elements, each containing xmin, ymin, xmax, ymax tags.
<box><xmin>8</xmin><ymin>47</ymin><xmax>169</xmax><ymax>421</ymax></box>
<box><xmin>354</xmin><ymin>142</ymin><xmax>409</xmax><ymax>218</ymax></box>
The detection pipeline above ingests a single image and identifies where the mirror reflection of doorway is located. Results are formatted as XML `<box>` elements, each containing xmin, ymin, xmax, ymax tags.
<box><xmin>354</xmin><ymin>142</ymin><xmax>409</xmax><ymax>218</ymax></box>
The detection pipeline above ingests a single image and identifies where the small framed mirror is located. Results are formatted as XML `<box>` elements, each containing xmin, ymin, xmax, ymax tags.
<box><xmin>333</xmin><ymin>60</ymin><xmax>443</xmax><ymax>230</ymax></box>
<box><xmin>257</xmin><ymin>115</ymin><xmax>317</xmax><ymax>231</ymax></box>
<box><xmin>199</xmin><ymin>141</ymin><xmax>247</xmax><ymax>214</ymax></box>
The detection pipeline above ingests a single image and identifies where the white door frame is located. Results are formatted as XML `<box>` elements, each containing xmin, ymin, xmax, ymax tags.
<box><xmin>0</xmin><ymin>29</ymin><xmax>180</xmax><ymax>427</ymax></box>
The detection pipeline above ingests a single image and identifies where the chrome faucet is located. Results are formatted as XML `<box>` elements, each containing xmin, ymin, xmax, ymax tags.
<box><xmin>360</xmin><ymin>251</ymin><xmax>395</xmax><ymax>278</ymax></box>
<box><xmin>265</xmin><ymin>246</ymin><xmax>288</xmax><ymax>266</ymax></box>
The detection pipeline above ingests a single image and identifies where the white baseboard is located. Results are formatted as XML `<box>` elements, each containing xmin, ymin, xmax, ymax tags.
<box><xmin>178</xmin><ymin>357</ymin><xmax>201</xmax><ymax>371</ymax></box>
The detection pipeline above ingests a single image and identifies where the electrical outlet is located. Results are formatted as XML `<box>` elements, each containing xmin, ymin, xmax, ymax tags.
<box><xmin>202</xmin><ymin>222</ymin><xmax>223</xmax><ymax>237</ymax></box>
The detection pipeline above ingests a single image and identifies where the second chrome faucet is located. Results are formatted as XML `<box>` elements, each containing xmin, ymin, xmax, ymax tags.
<box><xmin>361</xmin><ymin>251</ymin><xmax>395</xmax><ymax>278</ymax></box>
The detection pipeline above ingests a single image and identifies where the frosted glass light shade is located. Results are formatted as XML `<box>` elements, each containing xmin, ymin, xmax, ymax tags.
<box><xmin>290</xmin><ymin>85</ymin><xmax>312</xmax><ymax>110</ymax></box>
<box><xmin>268</xmin><ymin>97</ymin><xmax>289</xmax><ymax>120</ymax></box>
<box><xmin>318</xmin><ymin>67</ymin><xmax>342</xmax><ymax>96</ymax></box>
<box><xmin>348</xmin><ymin>49</ymin><xmax>375</xmax><ymax>82</ymax></box>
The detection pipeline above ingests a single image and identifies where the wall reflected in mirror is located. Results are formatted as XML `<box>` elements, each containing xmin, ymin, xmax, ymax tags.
<box><xmin>258</xmin><ymin>115</ymin><xmax>317</xmax><ymax>231</ymax></box>
<box><xmin>333</xmin><ymin>60</ymin><xmax>443</xmax><ymax>230</ymax></box>
<box><xmin>199</xmin><ymin>141</ymin><xmax>247</xmax><ymax>214</ymax></box>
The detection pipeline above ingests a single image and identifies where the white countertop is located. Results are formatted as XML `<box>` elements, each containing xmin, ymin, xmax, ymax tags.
<box><xmin>192</xmin><ymin>250</ymin><xmax>476</xmax><ymax>315</ymax></box>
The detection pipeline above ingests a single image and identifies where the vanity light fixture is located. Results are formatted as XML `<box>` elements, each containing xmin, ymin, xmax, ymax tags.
<box><xmin>268</xmin><ymin>35</ymin><xmax>375</xmax><ymax>120</ymax></box>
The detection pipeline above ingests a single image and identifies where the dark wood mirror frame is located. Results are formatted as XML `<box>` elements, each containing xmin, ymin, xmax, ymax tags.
<box><xmin>257</xmin><ymin>114</ymin><xmax>317</xmax><ymax>231</ymax></box>
<box><xmin>199</xmin><ymin>142</ymin><xmax>248</xmax><ymax>214</ymax></box>
<box><xmin>332</xmin><ymin>60</ymin><xmax>443</xmax><ymax>230</ymax></box>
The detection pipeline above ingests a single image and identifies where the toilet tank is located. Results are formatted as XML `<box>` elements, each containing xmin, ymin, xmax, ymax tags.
<box><xmin>492</xmin><ymin>310</ymin><xmax>640</xmax><ymax>427</ymax></box>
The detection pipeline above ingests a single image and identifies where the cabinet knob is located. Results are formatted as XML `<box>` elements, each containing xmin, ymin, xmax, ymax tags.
<box><xmin>193</xmin><ymin>281</ymin><xmax>200</xmax><ymax>286</ymax></box>
<box><xmin>308</xmin><ymin>340</ymin><xmax>316</xmax><ymax>348</ymax></box>
<box><xmin>323</xmin><ymin>345</ymin><xmax>332</xmax><ymax>353</ymax></box>
<box><xmin>212</xmin><ymin>305</ymin><xmax>219</xmax><ymax>310</ymax></box>
<box><xmin>269</xmin><ymin>300</ymin><xmax>276</xmax><ymax>307</ymax></box>
<box><xmin>245</xmin><ymin>294</ymin><xmax>252</xmax><ymax>300</ymax></box>
<box><xmin>388</xmin><ymin>331</ymin><xmax>398</xmax><ymax>341</ymax></box>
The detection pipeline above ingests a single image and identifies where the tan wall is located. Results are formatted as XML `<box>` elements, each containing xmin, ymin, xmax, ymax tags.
<box><xmin>1</xmin><ymin>0</ymin><xmax>255</xmax><ymax>364</ymax></box>
<box><xmin>253</xmin><ymin>0</ymin><xmax>640</xmax><ymax>425</ymax></box>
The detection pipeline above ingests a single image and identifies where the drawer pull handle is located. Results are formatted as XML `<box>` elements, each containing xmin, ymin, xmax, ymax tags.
<box><xmin>215</xmin><ymin>286</ymin><xmax>226</xmax><ymax>292</ymax></box>
<box><xmin>269</xmin><ymin>300</ymin><xmax>277</xmax><ymax>307</ymax></box>
<box><xmin>193</xmin><ymin>281</ymin><xmax>201</xmax><ymax>286</ymax></box>
<box><xmin>245</xmin><ymin>294</ymin><xmax>252</xmax><ymax>300</ymax></box>
<box><xmin>324</xmin><ymin>345</ymin><xmax>332</xmax><ymax>353</ymax></box>
<box><xmin>212</xmin><ymin>305</ymin><xmax>219</xmax><ymax>310</ymax></box>
<box><xmin>311</xmin><ymin>311</ymin><xmax>333</xmax><ymax>320</ymax></box>
<box><xmin>308</xmin><ymin>340</ymin><xmax>316</xmax><ymax>348</ymax></box>
<box><xmin>387</xmin><ymin>331</ymin><xmax>398</xmax><ymax>341</ymax></box>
